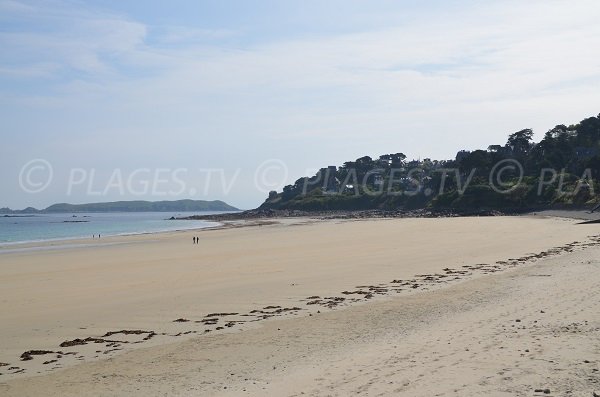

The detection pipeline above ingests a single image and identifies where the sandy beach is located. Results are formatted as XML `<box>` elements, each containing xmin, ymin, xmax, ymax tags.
<box><xmin>1</xmin><ymin>215</ymin><xmax>599</xmax><ymax>396</ymax></box>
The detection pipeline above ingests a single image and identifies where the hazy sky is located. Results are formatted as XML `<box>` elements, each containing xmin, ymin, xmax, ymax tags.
<box><xmin>1</xmin><ymin>0</ymin><xmax>600</xmax><ymax>209</ymax></box>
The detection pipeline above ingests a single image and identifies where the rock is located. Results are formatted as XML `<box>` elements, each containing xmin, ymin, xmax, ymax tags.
<box><xmin>59</xmin><ymin>338</ymin><xmax>92</xmax><ymax>347</ymax></box>
<box><xmin>102</xmin><ymin>330</ymin><xmax>152</xmax><ymax>337</ymax></box>
<box><xmin>176</xmin><ymin>208</ymin><xmax>513</xmax><ymax>222</ymax></box>
<box><xmin>20</xmin><ymin>350</ymin><xmax>54</xmax><ymax>361</ymax></box>
<box><xmin>204</xmin><ymin>312</ymin><xmax>239</xmax><ymax>317</ymax></box>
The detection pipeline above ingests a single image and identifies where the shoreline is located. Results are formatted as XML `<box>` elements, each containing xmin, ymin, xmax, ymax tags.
<box><xmin>0</xmin><ymin>212</ymin><xmax>239</xmax><ymax>251</ymax></box>
<box><xmin>0</xmin><ymin>219</ymin><xmax>282</xmax><ymax>253</ymax></box>
<box><xmin>0</xmin><ymin>215</ymin><xmax>598</xmax><ymax>385</ymax></box>
<box><xmin>175</xmin><ymin>207</ymin><xmax>513</xmax><ymax>221</ymax></box>
<box><xmin>2</xmin><ymin>222</ymin><xmax>599</xmax><ymax>395</ymax></box>
<box><xmin>6</xmin><ymin>208</ymin><xmax>593</xmax><ymax>253</ymax></box>
<box><xmin>176</xmin><ymin>206</ymin><xmax>600</xmax><ymax>222</ymax></box>
<box><xmin>0</xmin><ymin>222</ymin><xmax>223</xmax><ymax>253</ymax></box>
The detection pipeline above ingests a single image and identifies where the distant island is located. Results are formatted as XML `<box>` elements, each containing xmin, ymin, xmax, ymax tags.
<box><xmin>0</xmin><ymin>200</ymin><xmax>239</xmax><ymax>214</ymax></box>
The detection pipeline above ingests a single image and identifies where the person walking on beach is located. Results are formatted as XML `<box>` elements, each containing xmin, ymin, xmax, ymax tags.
<box><xmin>193</xmin><ymin>236</ymin><xmax>196</xmax><ymax>244</ymax></box>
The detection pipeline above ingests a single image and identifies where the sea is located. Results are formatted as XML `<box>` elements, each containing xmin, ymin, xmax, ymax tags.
<box><xmin>0</xmin><ymin>212</ymin><xmax>228</xmax><ymax>246</ymax></box>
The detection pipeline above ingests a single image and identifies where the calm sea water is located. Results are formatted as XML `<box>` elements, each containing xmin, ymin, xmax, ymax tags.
<box><xmin>0</xmin><ymin>212</ymin><xmax>227</xmax><ymax>245</ymax></box>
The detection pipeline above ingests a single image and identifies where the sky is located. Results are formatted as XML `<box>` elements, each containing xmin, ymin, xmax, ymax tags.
<box><xmin>1</xmin><ymin>0</ymin><xmax>600</xmax><ymax>210</ymax></box>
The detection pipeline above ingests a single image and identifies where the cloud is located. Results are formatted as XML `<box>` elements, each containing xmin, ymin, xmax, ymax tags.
<box><xmin>4</xmin><ymin>0</ymin><xmax>599</xmax><ymax>105</ymax></box>
<box><xmin>0</xmin><ymin>0</ymin><xmax>147</xmax><ymax>77</ymax></box>
<box><xmin>0</xmin><ymin>0</ymin><xmax>35</xmax><ymax>13</ymax></box>
<box><xmin>1</xmin><ymin>0</ymin><xmax>600</xmax><ymax>208</ymax></box>
<box><xmin>152</xmin><ymin>26</ymin><xmax>238</xmax><ymax>45</ymax></box>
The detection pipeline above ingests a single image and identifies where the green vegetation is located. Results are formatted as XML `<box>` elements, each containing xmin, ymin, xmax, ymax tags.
<box><xmin>0</xmin><ymin>200</ymin><xmax>238</xmax><ymax>214</ymax></box>
<box><xmin>261</xmin><ymin>113</ymin><xmax>600</xmax><ymax>211</ymax></box>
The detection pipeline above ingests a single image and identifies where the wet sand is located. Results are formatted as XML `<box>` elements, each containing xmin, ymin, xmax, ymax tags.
<box><xmin>1</xmin><ymin>215</ymin><xmax>599</xmax><ymax>395</ymax></box>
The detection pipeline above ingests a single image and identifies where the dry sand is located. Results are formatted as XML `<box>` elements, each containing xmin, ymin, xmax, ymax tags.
<box><xmin>0</xmin><ymin>215</ymin><xmax>599</xmax><ymax>396</ymax></box>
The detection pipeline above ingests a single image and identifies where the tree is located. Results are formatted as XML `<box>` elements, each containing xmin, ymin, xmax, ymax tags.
<box><xmin>261</xmin><ymin>112</ymin><xmax>600</xmax><ymax>212</ymax></box>
<box><xmin>544</xmin><ymin>124</ymin><xmax>569</xmax><ymax>140</ymax></box>
<box><xmin>575</xmin><ymin>116</ymin><xmax>600</xmax><ymax>147</ymax></box>
<box><xmin>506</xmin><ymin>129</ymin><xmax>534</xmax><ymax>155</ymax></box>
<box><xmin>458</xmin><ymin>150</ymin><xmax>492</xmax><ymax>178</ymax></box>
